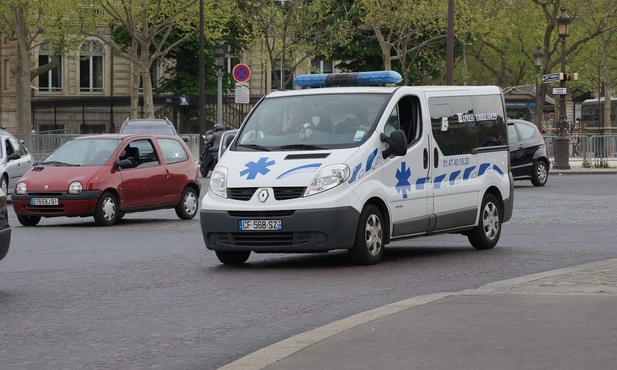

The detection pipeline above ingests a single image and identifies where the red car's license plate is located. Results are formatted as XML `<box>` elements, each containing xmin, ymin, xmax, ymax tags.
<box><xmin>31</xmin><ymin>198</ymin><xmax>59</xmax><ymax>206</ymax></box>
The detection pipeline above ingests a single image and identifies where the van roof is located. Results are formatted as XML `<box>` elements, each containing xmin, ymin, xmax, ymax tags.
<box><xmin>265</xmin><ymin>85</ymin><xmax>503</xmax><ymax>99</ymax></box>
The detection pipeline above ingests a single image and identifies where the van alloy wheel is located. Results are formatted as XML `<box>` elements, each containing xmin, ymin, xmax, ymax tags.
<box><xmin>468</xmin><ymin>193</ymin><xmax>501</xmax><ymax>250</ymax></box>
<box><xmin>349</xmin><ymin>204</ymin><xmax>384</xmax><ymax>265</ymax></box>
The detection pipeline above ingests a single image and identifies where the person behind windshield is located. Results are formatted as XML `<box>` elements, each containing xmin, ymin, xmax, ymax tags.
<box><xmin>282</xmin><ymin>106</ymin><xmax>307</xmax><ymax>133</ymax></box>
<box><xmin>366</xmin><ymin>105</ymin><xmax>380</xmax><ymax>126</ymax></box>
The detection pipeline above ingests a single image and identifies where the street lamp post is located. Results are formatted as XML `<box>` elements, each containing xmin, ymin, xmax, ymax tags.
<box><xmin>215</xmin><ymin>45</ymin><xmax>225</xmax><ymax>126</ymax></box>
<box><xmin>553</xmin><ymin>7</ymin><xmax>572</xmax><ymax>170</ymax></box>
<box><xmin>533</xmin><ymin>46</ymin><xmax>543</xmax><ymax>128</ymax></box>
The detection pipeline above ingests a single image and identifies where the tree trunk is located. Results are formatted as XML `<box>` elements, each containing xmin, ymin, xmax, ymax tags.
<box><xmin>534</xmin><ymin>83</ymin><xmax>547</xmax><ymax>131</ymax></box>
<box><xmin>601</xmin><ymin>32</ymin><xmax>612</xmax><ymax>161</ymax></box>
<box><xmin>129</xmin><ymin>40</ymin><xmax>140</xmax><ymax>118</ymax></box>
<box><xmin>141</xmin><ymin>64</ymin><xmax>154</xmax><ymax>118</ymax></box>
<box><xmin>13</xmin><ymin>5</ymin><xmax>32</xmax><ymax>135</ymax></box>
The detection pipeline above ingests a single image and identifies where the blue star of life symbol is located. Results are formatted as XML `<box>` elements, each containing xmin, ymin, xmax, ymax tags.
<box><xmin>395</xmin><ymin>162</ymin><xmax>412</xmax><ymax>199</ymax></box>
<box><xmin>240</xmin><ymin>157</ymin><xmax>275</xmax><ymax>179</ymax></box>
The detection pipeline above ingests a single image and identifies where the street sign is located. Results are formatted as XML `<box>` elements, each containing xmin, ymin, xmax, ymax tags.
<box><xmin>553</xmin><ymin>87</ymin><xmax>568</xmax><ymax>95</ymax></box>
<box><xmin>233</xmin><ymin>64</ymin><xmax>251</xmax><ymax>83</ymax></box>
<box><xmin>235</xmin><ymin>83</ymin><xmax>250</xmax><ymax>104</ymax></box>
<box><xmin>542</xmin><ymin>74</ymin><xmax>561</xmax><ymax>83</ymax></box>
<box><xmin>179</xmin><ymin>95</ymin><xmax>189</xmax><ymax>106</ymax></box>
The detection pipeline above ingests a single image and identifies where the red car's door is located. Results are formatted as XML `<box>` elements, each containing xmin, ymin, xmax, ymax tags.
<box><xmin>154</xmin><ymin>137</ymin><xmax>194</xmax><ymax>205</ymax></box>
<box><xmin>117</xmin><ymin>138</ymin><xmax>168</xmax><ymax>208</ymax></box>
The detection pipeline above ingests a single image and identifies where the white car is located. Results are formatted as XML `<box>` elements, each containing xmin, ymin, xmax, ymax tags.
<box><xmin>0</xmin><ymin>129</ymin><xmax>33</xmax><ymax>195</ymax></box>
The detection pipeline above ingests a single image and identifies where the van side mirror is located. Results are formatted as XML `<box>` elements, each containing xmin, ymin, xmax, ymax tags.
<box><xmin>381</xmin><ymin>130</ymin><xmax>407</xmax><ymax>158</ymax></box>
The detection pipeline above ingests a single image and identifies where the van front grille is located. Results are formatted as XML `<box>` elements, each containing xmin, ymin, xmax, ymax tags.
<box><xmin>227</xmin><ymin>187</ymin><xmax>306</xmax><ymax>201</ymax></box>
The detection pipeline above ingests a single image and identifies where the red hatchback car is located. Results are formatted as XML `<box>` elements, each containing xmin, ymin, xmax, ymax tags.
<box><xmin>12</xmin><ymin>134</ymin><xmax>200</xmax><ymax>226</ymax></box>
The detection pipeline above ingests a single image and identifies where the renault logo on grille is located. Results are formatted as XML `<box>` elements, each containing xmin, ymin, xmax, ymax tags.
<box><xmin>258</xmin><ymin>189</ymin><xmax>269</xmax><ymax>202</ymax></box>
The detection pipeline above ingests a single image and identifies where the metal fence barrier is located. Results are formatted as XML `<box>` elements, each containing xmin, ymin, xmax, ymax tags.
<box><xmin>16</xmin><ymin>133</ymin><xmax>204</xmax><ymax>163</ymax></box>
<box><xmin>16</xmin><ymin>133</ymin><xmax>617</xmax><ymax>167</ymax></box>
<box><xmin>543</xmin><ymin>134</ymin><xmax>617</xmax><ymax>167</ymax></box>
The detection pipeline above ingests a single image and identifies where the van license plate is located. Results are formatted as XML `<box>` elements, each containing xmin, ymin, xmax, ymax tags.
<box><xmin>239</xmin><ymin>220</ymin><xmax>282</xmax><ymax>231</ymax></box>
<box><xmin>31</xmin><ymin>198</ymin><xmax>59</xmax><ymax>206</ymax></box>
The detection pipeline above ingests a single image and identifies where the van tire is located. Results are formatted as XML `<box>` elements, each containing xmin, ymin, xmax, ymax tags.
<box><xmin>216</xmin><ymin>250</ymin><xmax>251</xmax><ymax>265</ymax></box>
<box><xmin>349</xmin><ymin>204</ymin><xmax>384</xmax><ymax>265</ymax></box>
<box><xmin>468</xmin><ymin>193</ymin><xmax>501</xmax><ymax>250</ymax></box>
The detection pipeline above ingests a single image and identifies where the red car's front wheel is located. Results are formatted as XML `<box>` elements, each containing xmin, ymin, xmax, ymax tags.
<box><xmin>93</xmin><ymin>191</ymin><xmax>118</xmax><ymax>226</ymax></box>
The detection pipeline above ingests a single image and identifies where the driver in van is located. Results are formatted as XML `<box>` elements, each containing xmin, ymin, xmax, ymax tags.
<box><xmin>282</xmin><ymin>106</ymin><xmax>307</xmax><ymax>133</ymax></box>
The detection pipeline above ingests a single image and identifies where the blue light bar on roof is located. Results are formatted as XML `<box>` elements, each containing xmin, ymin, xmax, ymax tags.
<box><xmin>294</xmin><ymin>71</ymin><xmax>402</xmax><ymax>88</ymax></box>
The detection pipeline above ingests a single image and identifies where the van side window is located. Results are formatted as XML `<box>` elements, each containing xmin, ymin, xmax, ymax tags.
<box><xmin>429</xmin><ymin>94</ymin><xmax>506</xmax><ymax>155</ymax></box>
<box><xmin>385</xmin><ymin>107</ymin><xmax>399</xmax><ymax>135</ymax></box>
<box><xmin>388</xmin><ymin>95</ymin><xmax>422</xmax><ymax>146</ymax></box>
<box><xmin>429</xmin><ymin>96</ymin><xmax>475</xmax><ymax>156</ymax></box>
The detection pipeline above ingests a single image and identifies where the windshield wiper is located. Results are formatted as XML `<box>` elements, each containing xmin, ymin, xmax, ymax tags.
<box><xmin>39</xmin><ymin>160</ymin><xmax>80</xmax><ymax>167</ymax></box>
<box><xmin>236</xmin><ymin>144</ymin><xmax>272</xmax><ymax>151</ymax></box>
<box><xmin>278</xmin><ymin>144</ymin><xmax>327</xmax><ymax>150</ymax></box>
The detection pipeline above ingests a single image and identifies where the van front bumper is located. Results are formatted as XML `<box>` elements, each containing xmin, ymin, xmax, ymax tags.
<box><xmin>200</xmin><ymin>206</ymin><xmax>359</xmax><ymax>252</ymax></box>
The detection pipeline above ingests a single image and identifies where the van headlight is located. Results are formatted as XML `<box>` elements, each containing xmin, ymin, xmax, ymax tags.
<box><xmin>68</xmin><ymin>181</ymin><xmax>83</xmax><ymax>194</ymax></box>
<box><xmin>209</xmin><ymin>167</ymin><xmax>228</xmax><ymax>198</ymax></box>
<box><xmin>305</xmin><ymin>164</ymin><xmax>349</xmax><ymax>197</ymax></box>
<box><xmin>15</xmin><ymin>182</ymin><xmax>27</xmax><ymax>195</ymax></box>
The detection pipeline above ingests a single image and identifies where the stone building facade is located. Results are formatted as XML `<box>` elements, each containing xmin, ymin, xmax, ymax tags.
<box><xmin>0</xmin><ymin>33</ymin><xmax>335</xmax><ymax>134</ymax></box>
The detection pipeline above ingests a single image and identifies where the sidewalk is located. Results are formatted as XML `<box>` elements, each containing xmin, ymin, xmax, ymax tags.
<box><xmin>221</xmin><ymin>259</ymin><xmax>617</xmax><ymax>370</ymax></box>
<box><xmin>557</xmin><ymin>159</ymin><xmax>617</xmax><ymax>174</ymax></box>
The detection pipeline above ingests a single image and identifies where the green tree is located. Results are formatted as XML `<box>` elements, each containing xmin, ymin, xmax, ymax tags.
<box><xmin>154</xmin><ymin>16</ymin><xmax>249</xmax><ymax>97</ymax></box>
<box><xmin>236</xmin><ymin>0</ymin><xmax>354</xmax><ymax>90</ymax></box>
<box><xmin>80</xmin><ymin>0</ymin><xmax>235</xmax><ymax>118</ymax></box>
<box><xmin>0</xmin><ymin>0</ymin><xmax>85</xmax><ymax>134</ymax></box>
<box><xmin>359</xmin><ymin>0</ymin><xmax>447</xmax><ymax>85</ymax></box>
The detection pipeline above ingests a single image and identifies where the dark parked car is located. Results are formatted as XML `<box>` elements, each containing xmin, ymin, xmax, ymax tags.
<box><xmin>508</xmin><ymin>119</ymin><xmax>550</xmax><ymax>186</ymax></box>
<box><xmin>0</xmin><ymin>187</ymin><xmax>11</xmax><ymax>261</ymax></box>
<box><xmin>11</xmin><ymin>134</ymin><xmax>200</xmax><ymax>226</ymax></box>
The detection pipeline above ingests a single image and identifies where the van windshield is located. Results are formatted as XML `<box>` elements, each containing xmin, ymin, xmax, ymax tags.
<box><xmin>235</xmin><ymin>93</ymin><xmax>389</xmax><ymax>151</ymax></box>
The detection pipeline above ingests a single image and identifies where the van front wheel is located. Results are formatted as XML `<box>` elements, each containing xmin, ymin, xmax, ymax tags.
<box><xmin>215</xmin><ymin>250</ymin><xmax>251</xmax><ymax>265</ymax></box>
<box><xmin>349</xmin><ymin>204</ymin><xmax>384</xmax><ymax>265</ymax></box>
<box><xmin>468</xmin><ymin>193</ymin><xmax>501</xmax><ymax>250</ymax></box>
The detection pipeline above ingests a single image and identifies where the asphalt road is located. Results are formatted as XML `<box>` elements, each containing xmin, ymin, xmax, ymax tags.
<box><xmin>1</xmin><ymin>175</ymin><xmax>616</xmax><ymax>369</ymax></box>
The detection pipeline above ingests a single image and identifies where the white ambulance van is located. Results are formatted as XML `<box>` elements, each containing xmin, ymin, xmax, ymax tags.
<box><xmin>200</xmin><ymin>71</ymin><xmax>513</xmax><ymax>265</ymax></box>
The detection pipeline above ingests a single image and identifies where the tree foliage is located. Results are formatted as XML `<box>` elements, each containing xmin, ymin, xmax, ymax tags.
<box><xmin>80</xmin><ymin>0</ymin><xmax>235</xmax><ymax>118</ymax></box>
<box><xmin>358</xmin><ymin>0</ymin><xmax>447</xmax><ymax>85</ymax></box>
<box><xmin>1</xmin><ymin>0</ymin><xmax>86</xmax><ymax>133</ymax></box>
<box><xmin>236</xmin><ymin>0</ymin><xmax>354</xmax><ymax>90</ymax></box>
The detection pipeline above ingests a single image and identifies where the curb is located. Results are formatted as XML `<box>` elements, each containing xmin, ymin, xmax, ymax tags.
<box><xmin>219</xmin><ymin>258</ymin><xmax>617</xmax><ymax>370</ymax></box>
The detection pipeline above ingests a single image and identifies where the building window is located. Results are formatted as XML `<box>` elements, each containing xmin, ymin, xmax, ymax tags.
<box><xmin>80</xmin><ymin>40</ymin><xmax>104</xmax><ymax>93</ymax></box>
<box><xmin>311</xmin><ymin>59</ymin><xmax>334</xmax><ymax>74</ymax></box>
<box><xmin>38</xmin><ymin>45</ymin><xmax>62</xmax><ymax>92</ymax></box>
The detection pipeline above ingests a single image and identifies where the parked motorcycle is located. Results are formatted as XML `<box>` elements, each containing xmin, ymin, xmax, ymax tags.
<box><xmin>199</xmin><ymin>124</ymin><xmax>224</xmax><ymax>177</ymax></box>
